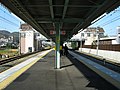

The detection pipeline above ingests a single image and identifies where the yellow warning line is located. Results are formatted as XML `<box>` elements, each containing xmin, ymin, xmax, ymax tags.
<box><xmin>0</xmin><ymin>50</ymin><xmax>52</xmax><ymax>90</ymax></box>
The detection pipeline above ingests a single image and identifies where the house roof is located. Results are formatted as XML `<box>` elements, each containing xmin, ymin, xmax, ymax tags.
<box><xmin>100</xmin><ymin>36</ymin><xmax>117</xmax><ymax>41</ymax></box>
<box><xmin>20</xmin><ymin>24</ymin><xmax>33</xmax><ymax>31</ymax></box>
<box><xmin>85</xmin><ymin>27</ymin><xmax>105</xmax><ymax>33</ymax></box>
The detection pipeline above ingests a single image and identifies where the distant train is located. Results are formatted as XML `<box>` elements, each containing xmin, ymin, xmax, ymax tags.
<box><xmin>41</xmin><ymin>39</ymin><xmax>55</xmax><ymax>50</ymax></box>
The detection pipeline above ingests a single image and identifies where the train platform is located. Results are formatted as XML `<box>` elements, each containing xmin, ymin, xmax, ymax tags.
<box><xmin>3</xmin><ymin>50</ymin><xmax>119</xmax><ymax>90</ymax></box>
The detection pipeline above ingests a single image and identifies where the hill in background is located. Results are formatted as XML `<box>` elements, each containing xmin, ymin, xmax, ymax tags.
<box><xmin>0</xmin><ymin>30</ymin><xmax>19</xmax><ymax>43</ymax></box>
<box><xmin>0</xmin><ymin>30</ymin><xmax>11</xmax><ymax>38</ymax></box>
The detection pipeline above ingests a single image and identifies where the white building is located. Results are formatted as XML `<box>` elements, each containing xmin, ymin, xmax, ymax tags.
<box><xmin>116</xmin><ymin>26</ymin><xmax>120</xmax><ymax>44</ymax></box>
<box><xmin>97</xmin><ymin>26</ymin><xmax>120</xmax><ymax>45</ymax></box>
<box><xmin>98</xmin><ymin>36</ymin><xmax>117</xmax><ymax>45</ymax></box>
<box><xmin>71</xmin><ymin>27</ymin><xmax>105</xmax><ymax>45</ymax></box>
<box><xmin>20</xmin><ymin>24</ymin><xmax>34</xmax><ymax>54</ymax></box>
<box><xmin>20</xmin><ymin>23</ymin><xmax>45</xmax><ymax>54</ymax></box>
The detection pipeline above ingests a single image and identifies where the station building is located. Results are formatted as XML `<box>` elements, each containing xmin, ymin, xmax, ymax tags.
<box><xmin>19</xmin><ymin>23</ymin><xmax>44</xmax><ymax>54</ymax></box>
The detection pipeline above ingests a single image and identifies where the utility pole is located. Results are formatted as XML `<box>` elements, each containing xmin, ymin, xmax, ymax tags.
<box><xmin>19</xmin><ymin>31</ymin><xmax>21</xmax><ymax>55</ymax></box>
<box><xmin>80</xmin><ymin>36</ymin><xmax>82</xmax><ymax>52</ymax></box>
<box><xmin>96</xmin><ymin>27</ymin><xmax>99</xmax><ymax>55</ymax></box>
<box><xmin>19</xmin><ymin>29</ymin><xmax>21</xmax><ymax>55</ymax></box>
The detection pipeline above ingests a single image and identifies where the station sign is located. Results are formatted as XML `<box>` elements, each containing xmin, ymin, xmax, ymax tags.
<box><xmin>61</xmin><ymin>31</ymin><xmax>66</xmax><ymax>35</ymax></box>
<box><xmin>50</xmin><ymin>30</ymin><xmax>66</xmax><ymax>35</ymax></box>
<box><xmin>50</xmin><ymin>30</ymin><xmax>56</xmax><ymax>35</ymax></box>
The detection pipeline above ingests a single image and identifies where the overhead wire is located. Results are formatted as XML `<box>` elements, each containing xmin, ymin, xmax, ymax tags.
<box><xmin>0</xmin><ymin>4</ymin><xmax>22</xmax><ymax>30</ymax></box>
<box><xmin>102</xmin><ymin>18</ymin><xmax>120</xmax><ymax>27</ymax></box>
<box><xmin>0</xmin><ymin>16</ymin><xmax>20</xmax><ymax>32</ymax></box>
<box><xmin>0</xmin><ymin>20</ymin><xmax>16</xmax><ymax>32</ymax></box>
<box><xmin>0</xmin><ymin>16</ymin><xmax>19</xmax><ymax>27</ymax></box>
<box><xmin>0</xmin><ymin>7</ymin><xmax>20</xmax><ymax>22</ymax></box>
<box><xmin>99</xmin><ymin>14</ymin><xmax>120</xmax><ymax>27</ymax></box>
<box><xmin>92</xmin><ymin>6</ymin><xmax>120</xmax><ymax>27</ymax></box>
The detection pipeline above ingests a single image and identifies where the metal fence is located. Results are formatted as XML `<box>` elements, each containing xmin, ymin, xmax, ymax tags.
<box><xmin>83</xmin><ymin>44</ymin><xmax>120</xmax><ymax>52</ymax></box>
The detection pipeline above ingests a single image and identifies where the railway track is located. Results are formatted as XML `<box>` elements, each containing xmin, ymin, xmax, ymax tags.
<box><xmin>72</xmin><ymin>50</ymin><xmax>120</xmax><ymax>73</ymax></box>
<box><xmin>0</xmin><ymin>51</ymin><xmax>39</xmax><ymax>65</ymax></box>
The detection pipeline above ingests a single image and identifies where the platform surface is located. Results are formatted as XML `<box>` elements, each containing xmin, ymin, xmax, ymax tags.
<box><xmin>5</xmin><ymin>50</ymin><xmax>118</xmax><ymax>90</ymax></box>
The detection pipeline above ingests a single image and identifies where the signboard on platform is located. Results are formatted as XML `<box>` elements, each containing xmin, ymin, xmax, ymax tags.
<box><xmin>50</xmin><ymin>30</ymin><xmax>56</xmax><ymax>35</ymax></box>
<box><xmin>61</xmin><ymin>31</ymin><xmax>66</xmax><ymax>35</ymax></box>
<box><xmin>50</xmin><ymin>30</ymin><xmax>66</xmax><ymax>35</ymax></box>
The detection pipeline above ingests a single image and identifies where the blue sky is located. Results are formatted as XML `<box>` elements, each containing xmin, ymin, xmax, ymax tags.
<box><xmin>89</xmin><ymin>6</ymin><xmax>120</xmax><ymax>36</ymax></box>
<box><xmin>0</xmin><ymin>4</ymin><xmax>120</xmax><ymax>36</ymax></box>
<box><xmin>0</xmin><ymin>4</ymin><xmax>24</xmax><ymax>32</ymax></box>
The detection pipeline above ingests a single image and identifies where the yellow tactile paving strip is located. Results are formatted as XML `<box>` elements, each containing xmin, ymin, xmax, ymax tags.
<box><xmin>0</xmin><ymin>49</ymin><xmax>52</xmax><ymax>90</ymax></box>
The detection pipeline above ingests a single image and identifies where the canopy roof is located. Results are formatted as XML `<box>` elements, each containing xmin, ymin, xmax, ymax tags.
<box><xmin>1</xmin><ymin>0</ymin><xmax>120</xmax><ymax>42</ymax></box>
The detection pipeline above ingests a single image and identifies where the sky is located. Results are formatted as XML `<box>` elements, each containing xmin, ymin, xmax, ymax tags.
<box><xmin>89</xmin><ymin>6</ymin><xmax>120</xmax><ymax>36</ymax></box>
<box><xmin>0</xmin><ymin>4</ymin><xmax>120</xmax><ymax>36</ymax></box>
<box><xmin>0</xmin><ymin>4</ymin><xmax>24</xmax><ymax>33</ymax></box>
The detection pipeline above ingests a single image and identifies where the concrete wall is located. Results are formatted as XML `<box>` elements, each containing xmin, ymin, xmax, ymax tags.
<box><xmin>25</xmin><ymin>30</ymin><xmax>34</xmax><ymax>53</ymax></box>
<box><xmin>20</xmin><ymin>37</ymin><xmax>25</xmax><ymax>53</ymax></box>
<box><xmin>79</xmin><ymin>48</ymin><xmax>120</xmax><ymax>63</ymax></box>
<box><xmin>20</xmin><ymin>30</ymin><xmax>35</xmax><ymax>54</ymax></box>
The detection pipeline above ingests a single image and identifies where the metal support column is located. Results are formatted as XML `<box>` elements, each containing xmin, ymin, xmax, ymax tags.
<box><xmin>55</xmin><ymin>22</ymin><xmax>60</xmax><ymax>69</ymax></box>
